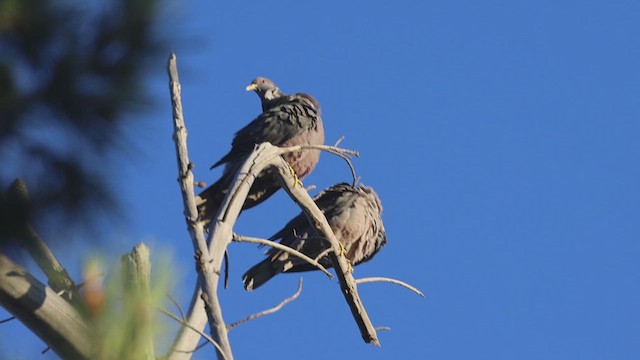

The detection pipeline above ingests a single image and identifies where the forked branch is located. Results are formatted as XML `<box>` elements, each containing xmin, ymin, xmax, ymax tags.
<box><xmin>279</xmin><ymin>143</ymin><xmax>359</xmax><ymax>185</ymax></box>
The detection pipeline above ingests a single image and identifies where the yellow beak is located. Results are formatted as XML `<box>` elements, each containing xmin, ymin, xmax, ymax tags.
<box><xmin>246</xmin><ymin>83</ymin><xmax>258</xmax><ymax>91</ymax></box>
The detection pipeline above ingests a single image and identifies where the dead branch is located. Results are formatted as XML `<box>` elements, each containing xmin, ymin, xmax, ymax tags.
<box><xmin>167</xmin><ymin>285</ymin><xmax>208</xmax><ymax>360</ymax></box>
<box><xmin>167</xmin><ymin>52</ymin><xmax>232</xmax><ymax>360</ymax></box>
<box><xmin>227</xmin><ymin>278</ymin><xmax>303</xmax><ymax>331</ymax></box>
<box><xmin>355</xmin><ymin>277</ymin><xmax>425</xmax><ymax>298</ymax></box>
<box><xmin>0</xmin><ymin>253</ymin><xmax>93</xmax><ymax>359</ymax></box>
<box><xmin>278</xmin><ymin>144</ymin><xmax>359</xmax><ymax>185</ymax></box>
<box><xmin>314</xmin><ymin>248</ymin><xmax>333</xmax><ymax>262</ymax></box>
<box><xmin>0</xmin><ymin>316</ymin><xmax>16</xmax><ymax>323</ymax></box>
<box><xmin>166</xmin><ymin>293</ymin><xmax>187</xmax><ymax>322</ymax></box>
<box><xmin>232</xmin><ymin>234</ymin><xmax>333</xmax><ymax>279</ymax></box>
<box><xmin>5</xmin><ymin>179</ymin><xmax>80</xmax><ymax>304</ymax></box>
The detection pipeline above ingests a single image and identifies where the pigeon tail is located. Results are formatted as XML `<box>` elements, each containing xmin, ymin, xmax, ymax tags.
<box><xmin>197</xmin><ymin>176</ymin><xmax>229</xmax><ymax>229</ymax></box>
<box><xmin>242</xmin><ymin>260</ymin><xmax>280</xmax><ymax>291</ymax></box>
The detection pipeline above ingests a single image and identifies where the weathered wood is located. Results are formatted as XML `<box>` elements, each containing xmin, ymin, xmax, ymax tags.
<box><xmin>167</xmin><ymin>52</ymin><xmax>232</xmax><ymax>360</ymax></box>
<box><xmin>0</xmin><ymin>253</ymin><xmax>93</xmax><ymax>360</ymax></box>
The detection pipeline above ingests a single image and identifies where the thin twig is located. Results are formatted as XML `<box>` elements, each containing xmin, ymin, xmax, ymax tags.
<box><xmin>0</xmin><ymin>316</ymin><xmax>15</xmax><ymax>324</ymax></box>
<box><xmin>175</xmin><ymin>340</ymin><xmax>210</xmax><ymax>355</ymax></box>
<box><xmin>278</xmin><ymin>144</ymin><xmax>359</xmax><ymax>185</ymax></box>
<box><xmin>166</xmin><ymin>293</ymin><xmax>187</xmax><ymax>322</ymax></box>
<box><xmin>375</xmin><ymin>326</ymin><xmax>391</xmax><ymax>331</ymax></box>
<box><xmin>232</xmin><ymin>234</ymin><xmax>333</xmax><ymax>279</ymax></box>
<box><xmin>158</xmin><ymin>308</ymin><xmax>228</xmax><ymax>360</ymax></box>
<box><xmin>227</xmin><ymin>278</ymin><xmax>304</xmax><ymax>330</ymax></box>
<box><xmin>186</xmin><ymin>341</ymin><xmax>208</xmax><ymax>355</ymax></box>
<box><xmin>355</xmin><ymin>277</ymin><xmax>425</xmax><ymax>298</ymax></box>
<box><xmin>314</xmin><ymin>248</ymin><xmax>333</xmax><ymax>262</ymax></box>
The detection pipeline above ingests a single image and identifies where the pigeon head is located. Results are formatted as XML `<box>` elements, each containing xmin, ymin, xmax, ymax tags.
<box><xmin>246</xmin><ymin>77</ymin><xmax>283</xmax><ymax>103</ymax></box>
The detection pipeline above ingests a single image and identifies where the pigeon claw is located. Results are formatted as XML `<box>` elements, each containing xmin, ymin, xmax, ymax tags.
<box><xmin>289</xmin><ymin>165</ymin><xmax>304</xmax><ymax>187</ymax></box>
<box><xmin>339</xmin><ymin>242</ymin><xmax>348</xmax><ymax>256</ymax></box>
<box><xmin>337</xmin><ymin>243</ymin><xmax>353</xmax><ymax>272</ymax></box>
<box><xmin>346</xmin><ymin>260</ymin><xmax>354</xmax><ymax>274</ymax></box>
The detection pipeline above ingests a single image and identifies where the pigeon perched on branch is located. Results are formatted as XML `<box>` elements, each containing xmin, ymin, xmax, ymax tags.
<box><xmin>197</xmin><ymin>77</ymin><xmax>324</xmax><ymax>227</ymax></box>
<box><xmin>243</xmin><ymin>183</ymin><xmax>387</xmax><ymax>291</ymax></box>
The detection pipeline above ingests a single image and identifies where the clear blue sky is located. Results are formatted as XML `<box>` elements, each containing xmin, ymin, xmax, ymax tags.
<box><xmin>2</xmin><ymin>0</ymin><xmax>639</xmax><ymax>359</ymax></box>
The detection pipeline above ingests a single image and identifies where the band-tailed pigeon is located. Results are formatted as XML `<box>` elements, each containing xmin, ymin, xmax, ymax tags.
<box><xmin>243</xmin><ymin>183</ymin><xmax>387</xmax><ymax>291</ymax></box>
<box><xmin>197</xmin><ymin>77</ymin><xmax>324</xmax><ymax>227</ymax></box>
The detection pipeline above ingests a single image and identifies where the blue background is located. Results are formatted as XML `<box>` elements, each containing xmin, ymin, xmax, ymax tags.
<box><xmin>1</xmin><ymin>0</ymin><xmax>639</xmax><ymax>359</ymax></box>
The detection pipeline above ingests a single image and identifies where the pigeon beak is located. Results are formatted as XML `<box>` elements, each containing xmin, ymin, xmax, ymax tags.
<box><xmin>245</xmin><ymin>83</ymin><xmax>258</xmax><ymax>91</ymax></box>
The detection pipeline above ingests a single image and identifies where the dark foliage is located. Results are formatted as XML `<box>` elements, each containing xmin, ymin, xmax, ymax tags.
<box><xmin>0</xmin><ymin>0</ymin><xmax>165</xmax><ymax>243</ymax></box>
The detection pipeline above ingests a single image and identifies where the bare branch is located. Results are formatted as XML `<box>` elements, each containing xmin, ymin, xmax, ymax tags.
<box><xmin>167</xmin><ymin>285</ymin><xmax>207</xmax><ymax>360</ymax></box>
<box><xmin>0</xmin><ymin>316</ymin><xmax>15</xmax><ymax>323</ymax></box>
<box><xmin>166</xmin><ymin>293</ymin><xmax>187</xmax><ymax>322</ymax></box>
<box><xmin>0</xmin><ymin>253</ymin><xmax>93</xmax><ymax>359</ymax></box>
<box><xmin>5</xmin><ymin>179</ymin><xmax>80</xmax><ymax>304</ymax></box>
<box><xmin>183</xmin><ymin>341</ymin><xmax>208</xmax><ymax>355</ymax></box>
<box><xmin>355</xmin><ymin>277</ymin><xmax>425</xmax><ymax>298</ymax></box>
<box><xmin>278</xmin><ymin>144</ymin><xmax>359</xmax><ymax>185</ymax></box>
<box><xmin>232</xmin><ymin>234</ymin><xmax>333</xmax><ymax>279</ymax></box>
<box><xmin>158</xmin><ymin>307</ymin><xmax>228</xmax><ymax>360</ymax></box>
<box><xmin>314</xmin><ymin>248</ymin><xmax>333</xmax><ymax>262</ymax></box>
<box><xmin>167</xmin><ymin>53</ymin><xmax>232</xmax><ymax>360</ymax></box>
<box><xmin>227</xmin><ymin>278</ymin><xmax>304</xmax><ymax>331</ymax></box>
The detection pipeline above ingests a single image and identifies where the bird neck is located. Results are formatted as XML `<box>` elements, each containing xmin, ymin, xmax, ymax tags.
<box><xmin>261</xmin><ymin>88</ymin><xmax>285</xmax><ymax>111</ymax></box>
